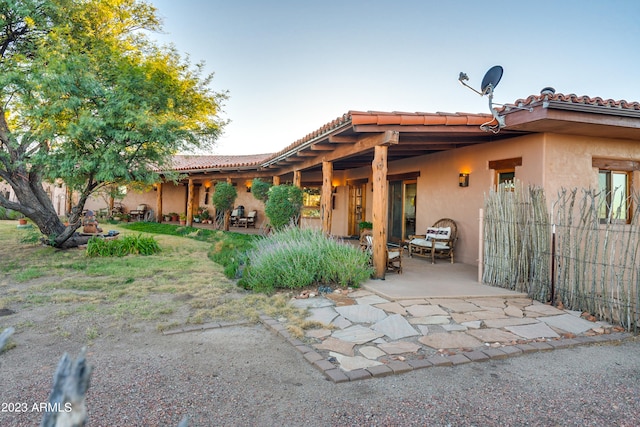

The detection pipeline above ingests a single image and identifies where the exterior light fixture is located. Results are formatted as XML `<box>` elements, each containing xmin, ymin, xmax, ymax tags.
<box><xmin>459</xmin><ymin>173</ymin><xmax>469</xmax><ymax>187</ymax></box>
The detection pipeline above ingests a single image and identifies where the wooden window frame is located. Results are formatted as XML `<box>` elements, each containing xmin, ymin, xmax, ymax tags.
<box><xmin>593</xmin><ymin>157</ymin><xmax>638</xmax><ymax>224</ymax></box>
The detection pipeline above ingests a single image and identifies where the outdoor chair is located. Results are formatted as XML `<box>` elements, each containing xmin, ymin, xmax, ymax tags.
<box><xmin>239</xmin><ymin>210</ymin><xmax>257</xmax><ymax>228</ymax></box>
<box><xmin>408</xmin><ymin>218</ymin><xmax>458</xmax><ymax>264</ymax></box>
<box><xmin>129</xmin><ymin>204</ymin><xmax>147</xmax><ymax>221</ymax></box>
<box><xmin>230</xmin><ymin>206</ymin><xmax>244</xmax><ymax>226</ymax></box>
<box><xmin>363</xmin><ymin>234</ymin><xmax>403</xmax><ymax>274</ymax></box>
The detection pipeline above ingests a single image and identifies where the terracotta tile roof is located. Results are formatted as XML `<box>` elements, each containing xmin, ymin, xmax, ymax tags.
<box><xmin>349</xmin><ymin>110</ymin><xmax>493</xmax><ymax>126</ymax></box>
<box><xmin>506</xmin><ymin>92</ymin><xmax>640</xmax><ymax>111</ymax></box>
<box><xmin>264</xmin><ymin>110</ymin><xmax>493</xmax><ymax>163</ymax></box>
<box><xmin>164</xmin><ymin>94</ymin><xmax>640</xmax><ymax>173</ymax></box>
<box><xmin>166</xmin><ymin>154</ymin><xmax>273</xmax><ymax>171</ymax></box>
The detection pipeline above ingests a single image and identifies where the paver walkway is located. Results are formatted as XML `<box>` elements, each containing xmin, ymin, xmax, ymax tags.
<box><xmin>260</xmin><ymin>289</ymin><xmax>631</xmax><ymax>383</ymax></box>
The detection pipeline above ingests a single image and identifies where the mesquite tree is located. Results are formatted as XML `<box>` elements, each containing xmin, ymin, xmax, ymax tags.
<box><xmin>0</xmin><ymin>0</ymin><xmax>227</xmax><ymax>247</ymax></box>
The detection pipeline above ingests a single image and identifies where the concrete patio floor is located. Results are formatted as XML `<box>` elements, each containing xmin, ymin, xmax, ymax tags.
<box><xmin>364</xmin><ymin>255</ymin><xmax>528</xmax><ymax>300</ymax></box>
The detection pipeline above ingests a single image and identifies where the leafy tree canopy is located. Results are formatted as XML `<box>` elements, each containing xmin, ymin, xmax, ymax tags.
<box><xmin>0</xmin><ymin>0</ymin><xmax>227</xmax><ymax>247</ymax></box>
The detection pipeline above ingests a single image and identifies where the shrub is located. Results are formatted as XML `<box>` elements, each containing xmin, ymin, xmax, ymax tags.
<box><xmin>212</xmin><ymin>181</ymin><xmax>237</xmax><ymax>212</ymax></box>
<box><xmin>86</xmin><ymin>234</ymin><xmax>160</xmax><ymax>257</ymax></box>
<box><xmin>240</xmin><ymin>225</ymin><xmax>373</xmax><ymax>293</ymax></box>
<box><xmin>251</xmin><ymin>178</ymin><xmax>271</xmax><ymax>203</ymax></box>
<box><xmin>264</xmin><ymin>185</ymin><xmax>303</xmax><ymax>230</ymax></box>
<box><xmin>207</xmin><ymin>231</ymin><xmax>258</xmax><ymax>279</ymax></box>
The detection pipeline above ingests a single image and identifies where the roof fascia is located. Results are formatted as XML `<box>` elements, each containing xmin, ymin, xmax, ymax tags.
<box><xmin>260</xmin><ymin>120</ymin><xmax>353</xmax><ymax>168</ymax></box>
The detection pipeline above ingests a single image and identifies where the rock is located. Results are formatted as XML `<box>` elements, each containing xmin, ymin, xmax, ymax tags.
<box><xmin>504</xmin><ymin>305</ymin><xmax>524</xmax><ymax>318</ymax></box>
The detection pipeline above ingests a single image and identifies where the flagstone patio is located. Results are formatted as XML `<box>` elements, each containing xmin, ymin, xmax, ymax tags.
<box><xmin>269</xmin><ymin>280</ymin><xmax>630</xmax><ymax>382</ymax></box>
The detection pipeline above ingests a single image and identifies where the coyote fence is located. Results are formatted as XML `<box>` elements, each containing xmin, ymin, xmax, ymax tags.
<box><xmin>483</xmin><ymin>183</ymin><xmax>639</xmax><ymax>333</ymax></box>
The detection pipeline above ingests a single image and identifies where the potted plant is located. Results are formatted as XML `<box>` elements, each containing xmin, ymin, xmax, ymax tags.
<box><xmin>120</xmin><ymin>213</ymin><xmax>130</xmax><ymax>222</ymax></box>
<box><xmin>169</xmin><ymin>212</ymin><xmax>179</xmax><ymax>222</ymax></box>
<box><xmin>358</xmin><ymin>221</ymin><xmax>373</xmax><ymax>246</ymax></box>
<box><xmin>359</xmin><ymin>221</ymin><xmax>373</xmax><ymax>233</ymax></box>
<box><xmin>179</xmin><ymin>213</ymin><xmax>187</xmax><ymax>225</ymax></box>
<box><xmin>200</xmin><ymin>208</ymin><xmax>211</xmax><ymax>224</ymax></box>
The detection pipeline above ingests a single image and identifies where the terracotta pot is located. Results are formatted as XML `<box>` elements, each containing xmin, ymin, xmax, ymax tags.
<box><xmin>18</xmin><ymin>218</ymin><xmax>27</xmax><ymax>225</ymax></box>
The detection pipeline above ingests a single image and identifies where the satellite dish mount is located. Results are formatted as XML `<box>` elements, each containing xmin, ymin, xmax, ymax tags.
<box><xmin>458</xmin><ymin>65</ymin><xmax>505</xmax><ymax>133</ymax></box>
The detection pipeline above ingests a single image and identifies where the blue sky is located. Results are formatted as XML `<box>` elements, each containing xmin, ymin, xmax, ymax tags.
<box><xmin>148</xmin><ymin>0</ymin><xmax>640</xmax><ymax>155</ymax></box>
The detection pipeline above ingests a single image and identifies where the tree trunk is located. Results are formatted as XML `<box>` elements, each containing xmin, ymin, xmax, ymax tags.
<box><xmin>0</xmin><ymin>164</ymin><xmax>80</xmax><ymax>248</ymax></box>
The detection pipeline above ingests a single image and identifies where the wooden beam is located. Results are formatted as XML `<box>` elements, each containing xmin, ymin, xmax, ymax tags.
<box><xmin>286</xmin><ymin>131</ymin><xmax>399</xmax><ymax>174</ymax></box>
<box><xmin>156</xmin><ymin>182</ymin><xmax>163</xmax><ymax>223</ymax></box>
<box><xmin>295</xmin><ymin>151</ymin><xmax>317</xmax><ymax>157</ymax></box>
<box><xmin>329</xmin><ymin>135</ymin><xmax>358</xmax><ymax>143</ymax></box>
<box><xmin>284</xmin><ymin>157</ymin><xmax>305</xmax><ymax>163</ymax></box>
<box><xmin>321</xmin><ymin>161</ymin><xmax>333</xmax><ymax>235</ymax></box>
<box><xmin>310</xmin><ymin>144</ymin><xmax>334</xmax><ymax>151</ymax></box>
<box><xmin>592</xmin><ymin>158</ymin><xmax>640</xmax><ymax>171</ymax></box>
<box><xmin>488</xmin><ymin>157</ymin><xmax>523</xmax><ymax>170</ymax></box>
<box><xmin>186</xmin><ymin>178</ymin><xmax>194</xmax><ymax>227</ymax></box>
<box><xmin>372</xmin><ymin>145</ymin><xmax>388</xmax><ymax>279</ymax></box>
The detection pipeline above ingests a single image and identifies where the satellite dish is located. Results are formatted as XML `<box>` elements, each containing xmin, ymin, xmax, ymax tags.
<box><xmin>457</xmin><ymin>65</ymin><xmax>506</xmax><ymax>133</ymax></box>
<box><xmin>480</xmin><ymin>65</ymin><xmax>503</xmax><ymax>94</ymax></box>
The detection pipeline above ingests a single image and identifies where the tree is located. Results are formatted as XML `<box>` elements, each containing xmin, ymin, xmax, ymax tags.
<box><xmin>264</xmin><ymin>185</ymin><xmax>303</xmax><ymax>230</ymax></box>
<box><xmin>211</xmin><ymin>181</ymin><xmax>237</xmax><ymax>231</ymax></box>
<box><xmin>251</xmin><ymin>178</ymin><xmax>271</xmax><ymax>203</ymax></box>
<box><xmin>0</xmin><ymin>0</ymin><xmax>227</xmax><ymax>247</ymax></box>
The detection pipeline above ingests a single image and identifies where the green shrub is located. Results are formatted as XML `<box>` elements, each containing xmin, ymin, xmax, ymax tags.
<box><xmin>86</xmin><ymin>234</ymin><xmax>160</xmax><ymax>257</ymax></box>
<box><xmin>264</xmin><ymin>185</ymin><xmax>303</xmax><ymax>230</ymax></box>
<box><xmin>240</xmin><ymin>226</ymin><xmax>372</xmax><ymax>293</ymax></box>
<box><xmin>207</xmin><ymin>231</ymin><xmax>258</xmax><ymax>279</ymax></box>
<box><xmin>212</xmin><ymin>181</ymin><xmax>237</xmax><ymax>212</ymax></box>
<box><xmin>251</xmin><ymin>178</ymin><xmax>271</xmax><ymax>203</ymax></box>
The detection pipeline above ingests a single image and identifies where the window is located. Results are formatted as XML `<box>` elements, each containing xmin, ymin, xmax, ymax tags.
<box><xmin>301</xmin><ymin>187</ymin><xmax>321</xmax><ymax>218</ymax></box>
<box><xmin>489</xmin><ymin>157</ymin><xmax>522</xmax><ymax>191</ymax></box>
<box><xmin>496</xmin><ymin>170</ymin><xmax>516</xmax><ymax>191</ymax></box>
<box><xmin>598</xmin><ymin>170</ymin><xmax>630</xmax><ymax>223</ymax></box>
<box><xmin>593</xmin><ymin>158</ymin><xmax>638</xmax><ymax>224</ymax></box>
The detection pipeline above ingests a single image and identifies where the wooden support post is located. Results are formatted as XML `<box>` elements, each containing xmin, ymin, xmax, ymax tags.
<box><xmin>273</xmin><ymin>176</ymin><xmax>280</xmax><ymax>186</ymax></box>
<box><xmin>186</xmin><ymin>179</ymin><xmax>194</xmax><ymax>227</ymax></box>
<box><xmin>372</xmin><ymin>145</ymin><xmax>388</xmax><ymax>279</ymax></box>
<box><xmin>156</xmin><ymin>182</ymin><xmax>163</xmax><ymax>223</ymax></box>
<box><xmin>293</xmin><ymin>170</ymin><xmax>301</xmax><ymax>188</ymax></box>
<box><xmin>321</xmin><ymin>161</ymin><xmax>333</xmax><ymax>235</ymax></box>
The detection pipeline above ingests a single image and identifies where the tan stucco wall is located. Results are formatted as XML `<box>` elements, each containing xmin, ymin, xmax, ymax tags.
<box><xmin>543</xmin><ymin>134</ymin><xmax>640</xmax><ymax>202</ymax></box>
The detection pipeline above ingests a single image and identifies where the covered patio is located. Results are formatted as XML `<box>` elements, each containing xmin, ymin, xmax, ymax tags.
<box><xmin>364</xmin><ymin>255</ymin><xmax>527</xmax><ymax>300</ymax></box>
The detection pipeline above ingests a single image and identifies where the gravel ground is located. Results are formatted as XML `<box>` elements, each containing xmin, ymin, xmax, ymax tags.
<box><xmin>1</xmin><ymin>321</ymin><xmax>639</xmax><ymax>427</ymax></box>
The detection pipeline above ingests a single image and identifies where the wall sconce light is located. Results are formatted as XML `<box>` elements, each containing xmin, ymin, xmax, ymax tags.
<box><xmin>459</xmin><ymin>173</ymin><xmax>469</xmax><ymax>187</ymax></box>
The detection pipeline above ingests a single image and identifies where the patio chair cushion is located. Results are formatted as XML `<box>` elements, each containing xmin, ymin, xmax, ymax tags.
<box><xmin>408</xmin><ymin>238</ymin><xmax>450</xmax><ymax>250</ymax></box>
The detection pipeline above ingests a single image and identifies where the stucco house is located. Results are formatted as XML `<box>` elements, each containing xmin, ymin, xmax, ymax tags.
<box><xmin>62</xmin><ymin>90</ymin><xmax>639</xmax><ymax>278</ymax></box>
